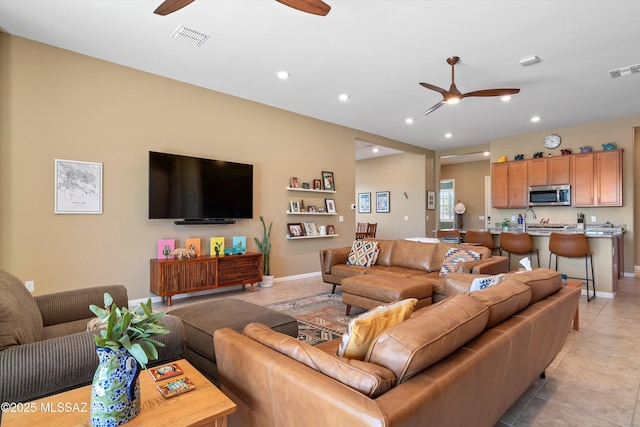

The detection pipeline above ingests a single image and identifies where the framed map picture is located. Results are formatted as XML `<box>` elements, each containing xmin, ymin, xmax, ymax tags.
<box><xmin>54</xmin><ymin>159</ymin><xmax>103</xmax><ymax>214</ymax></box>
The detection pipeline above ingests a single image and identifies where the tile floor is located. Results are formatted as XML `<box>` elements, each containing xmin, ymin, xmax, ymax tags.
<box><xmin>158</xmin><ymin>274</ymin><xmax>640</xmax><ymax>427</ymax></box>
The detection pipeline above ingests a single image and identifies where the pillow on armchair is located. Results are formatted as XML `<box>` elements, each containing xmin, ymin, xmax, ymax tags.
<box><xmin>0</xmin><ymin>270</ymin><xmax>44</xmax><ymax>350</ymax></box>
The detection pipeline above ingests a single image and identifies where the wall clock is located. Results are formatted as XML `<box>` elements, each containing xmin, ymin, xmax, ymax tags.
<box><xmin>544</xmin><ymin>134</ymin><xmax>562</xmax><ymax>149</ymax></box>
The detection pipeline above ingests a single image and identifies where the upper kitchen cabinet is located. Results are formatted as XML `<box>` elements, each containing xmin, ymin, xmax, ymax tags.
<box><xmin>571</xmin><ymin>149</ymin><xmax>622</xmax><ymax>207</ymax></box>
<box><xmin>492</xmin><ymin>161</ymin><xmax>528</xmax><ymax>208</ymax></box>
<box><xmin>528</xmin><ymin>157</ymin><xmax>571</xmax><ymax>186</ymax></box>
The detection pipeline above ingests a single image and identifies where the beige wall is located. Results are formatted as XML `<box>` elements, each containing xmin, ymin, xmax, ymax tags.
<box><xmin>441</xmin><ymin>160</ymin><xmax>491</xmax><ymax>231</ymax></box>
<box><xmin>489</xmin><ymin>116</ymin><xmax>640</xmax><ymax>273</ymax></box>
<box><xmin>355</xmin><ymin>153</ymin><xmax>427</xmax><ymax>239</ymax></box>
<box><xmin>0</xmin><ymin>34</ymin><xmax>422</xmax><ymax>298</ymax></box>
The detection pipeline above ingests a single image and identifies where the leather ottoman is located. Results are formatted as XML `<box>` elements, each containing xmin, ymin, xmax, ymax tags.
<box><xmin>342</xmin><ymin>274</ymin><xmax>433</xmax><ymax>314</ymax></box>
<box><xmin>169</xmin><ymin>298</ymin><xmax>298</xmax><ymax>383</ymax></box>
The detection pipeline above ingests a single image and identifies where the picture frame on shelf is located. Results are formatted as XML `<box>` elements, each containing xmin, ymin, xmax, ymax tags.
<box><xmin>307</xmin><ymin>205</ymin><xmax>317</xmax><ymax>213</ymax></box>
<box><xmin>322</xmin><ymin>171</ymin><xmax>335</xmax><ymax>191</ymax></box>
<box><xmin>290</xmin><ymin>176</ymin><xmax>299</xmax><ymax>188</ymax></box>
<box><xmin>287</xmin><ymin>223</ymin><xmax>305</xmax><ymax>237</ymax></box>
<box><xmin>325</xmin><ymin>198</ymin><xmax>336</xmax><ymax>213</ymax></box>
<box><xmin>303</xmin><ymin>221</ymin><xmax>317</xmax><ymax>236</ymax></box>
<box><xmin>313</xmin><ymin>179</ymin><xmax>322</xmax><ymax>190</ymax></box>
<box><xmin>302</xmin><ymin>182</ymin><xmax>310</xmax><ymax>189</ymax></box>
<box><xmin>358</xmin><ymin>192</ymin><xmax>371</xmax><ymax>213</ymax></box>
<box><xmin>290</xmin><ymin>200</ymin><xmax>300</xmax><ymax>213</ymax></box>
<box><xmin>427</xmin><ymin>190</ymin><xmax>436</xmax><ymax>210</ymax></box>
<box><xmin>326</xmin><ymin>224</ymin><xmax>335</xmax><ymax>235</ymax></box>
<box><xmin>376</xmin><ymin>191</ymin><xmax>390</xmax><ymax>213</ymax></box>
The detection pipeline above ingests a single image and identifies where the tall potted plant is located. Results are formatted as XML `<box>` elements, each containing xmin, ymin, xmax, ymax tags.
<box><xmin>254</xmin><ymin>215</ymin><xmax>274</xmax><ymax>287</ymax></box>
<box><xmin>88</xmin><ymin>293</ymin><xmax>169</xmax><ymax>427</ymax></box>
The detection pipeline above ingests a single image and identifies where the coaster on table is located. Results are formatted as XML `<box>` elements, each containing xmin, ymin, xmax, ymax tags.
<box><xmin>148</xmin><ymin>362</ymin><xmax>184</xmax><ymax>382</ymax></box>
<box><xmin>157</xmin><ymin>377</ymin><xmax>196</xmax><ymax>399</ymax></box>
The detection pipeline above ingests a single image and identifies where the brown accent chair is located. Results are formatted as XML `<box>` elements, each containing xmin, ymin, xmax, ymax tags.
<box><xmin>500</xmin><ymin>232</ymin><xmax>540</xmax><ymax>269</ymax></box>
<box><xmin>465</xmin><ymin>230</ymin><xmax>501</xmax><ymax>255</ymax></box>
<box><xmin>549</xmin><ymin>232</ymin><xmax>595</xmax><ymax>301</ymax></box>
<box><xmin>0</xmin><ymin>269</ymin><xmax>185</xmax><ymax>404</ymax></box>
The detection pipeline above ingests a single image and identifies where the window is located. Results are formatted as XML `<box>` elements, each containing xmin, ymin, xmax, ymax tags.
<box><xmin>439</xmin><ymin>180</ymin><xmax>454</xmax><ymax>228</ymax></box>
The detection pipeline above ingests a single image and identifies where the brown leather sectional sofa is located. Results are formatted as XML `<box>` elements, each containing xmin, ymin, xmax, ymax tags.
<box><xmin>320</xmin><ymin>239</ymin><xmax>509</xmax><ymax>302</ymax></box>
<box><xmin>214</xmin><ymin>268</ymin><xmax>580</xmax><ymax>427</ymax></box>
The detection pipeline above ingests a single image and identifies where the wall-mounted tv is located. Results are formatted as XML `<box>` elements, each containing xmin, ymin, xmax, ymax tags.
<box><xmin>148</xmin><ymin>151</ymin><xmax>253</xmax><ymax>221</ymax></box>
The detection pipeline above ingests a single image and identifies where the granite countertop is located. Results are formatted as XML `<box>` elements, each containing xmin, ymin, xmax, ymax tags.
<box><xmin>486</xmin><ymin>224</ymin><xmax>624</xmax><ymax>237</ymax></box>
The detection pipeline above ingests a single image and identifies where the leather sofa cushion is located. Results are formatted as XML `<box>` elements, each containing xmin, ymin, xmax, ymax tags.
<box><xmin>366</xmin><ymin>239</ymin><xmax>396</xmax><ymax>267</ymax></box>
<box><xmin>389</xmin><ymin>240</ymin><xmax>438</xmax><ymax>272</ymax></box>
<box><xmin>366</xmin><ymin>294</ymin><xmax>489</xmax><ymax>384</ymax></box>
<box><xmin>0</xmin><ymin>270</ymin><xmax>44</xmax><ymax>350</ymax></box>
<box><xmin>244</xmin><ymin>322</ymin><xmax>396</xmax><ymax>398</ymax></box>
<box><xmin>506</xmin><ymin>269</ymin><xmax>562</xmax><ymax>303</ymax></box>
<box><xmin>330</xmin><ymin>264</ymin><xmax>367</xmax><ymax>278</ymax></box>
<box><xmin>468</xmin><ymin>279</ymin><xmax>532</xmax><ymax>329</ymax></box>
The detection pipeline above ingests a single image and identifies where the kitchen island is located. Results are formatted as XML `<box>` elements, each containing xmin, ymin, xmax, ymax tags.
<box><xmin>485</xmin><ymin>226</ymin><xmax>623</xmax><ymax>298</ymax></box>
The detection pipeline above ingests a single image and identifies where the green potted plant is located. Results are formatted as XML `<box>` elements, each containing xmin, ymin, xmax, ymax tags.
<box><xmin>88</xmin><ymin>293</ymin><xmax>170</xmax><ymax>427</ymax></box>
<box><xmin>254</xmin><ymin>215</ymin><xmax>274</xmax><ymax>287</ymax></box>
<box><xmin>501</xmin><ymin>218</ymin><xmax>511</xmax><ymax>231</ymax></box>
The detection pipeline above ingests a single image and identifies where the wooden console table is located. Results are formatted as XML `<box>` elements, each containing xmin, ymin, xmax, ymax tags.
<box><xmin>1</xmin><ymin>359</ymin><xmax>236</xmax><ymax>427</ymax></box>
<box><xmin>151</xmin><ymin>253</ymin><xmax>263</xmax><ymax>306</ymax></box>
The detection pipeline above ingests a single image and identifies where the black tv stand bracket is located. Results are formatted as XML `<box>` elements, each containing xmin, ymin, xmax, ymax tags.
<box><xmin>174</xmin><ymin>218</ymin><xmax>236</xmax><ymax>225</ymax></box>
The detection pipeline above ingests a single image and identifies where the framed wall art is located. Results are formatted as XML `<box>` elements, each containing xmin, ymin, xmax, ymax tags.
<box><xmin>54</xmin><ymin>159</ymin><xmax>103</xmax><ymax>214</ymax></box>
<box><xmin>358</xmin><ymin>192</ymin><xmax>371</xmax><ymax>213</ymax></box>
<box><xmin>427</xmin><ymin>190</ymin><xmax>436</xmax><ymax>210</ymax></box>
<box><xmin>376</xmin><ymin>191</ymin><xmax>390</xmax><ymax>213</ymax></box>
<box><xmin>303</xmin><ymin>221</ymin><xmax>317</xmax><ymax>236</ymax></box>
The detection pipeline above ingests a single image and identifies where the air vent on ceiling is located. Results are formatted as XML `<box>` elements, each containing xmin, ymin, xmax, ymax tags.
<box><xmin>172</xmin><ymin>26</ymin><xmax>210</xmax><ymax>46</ymax></box>
<box><xmin>609</xmin><ymin>63</ymin><xmax>640</xmax><ymax>79</ymax></box>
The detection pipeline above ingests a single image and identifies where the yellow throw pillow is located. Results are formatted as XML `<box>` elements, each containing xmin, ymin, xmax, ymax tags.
<box><xmin>337</xmin><ymin>298</ymin><xmax>417</xmax><ymax>360</ymax></box>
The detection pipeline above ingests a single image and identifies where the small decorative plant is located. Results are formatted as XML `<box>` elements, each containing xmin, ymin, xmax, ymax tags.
<box><xmin>89</xmin><ymin>293</ymin><xmax>169</xmax><ymax>369</ymax></box>
<box><xmin>254</xmin><ymin>215</ymin><xmax>272</xmax><ymax>275</ymax></box>
<box><xmin>501</xmin><ymin>218</ymin><xmax>511</xmax><ymax>230</ymax></box>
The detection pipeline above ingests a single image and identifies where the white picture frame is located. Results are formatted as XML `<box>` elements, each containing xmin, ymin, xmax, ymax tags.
<box><xmin>303</xmin><ymin>221</ymin><xmax>317</xmax><ymax>236</ymax></box>
<box><xmin>54</xmin><ymin>159</ymin><xmax>103</xmax><ymax>214</ymax></box>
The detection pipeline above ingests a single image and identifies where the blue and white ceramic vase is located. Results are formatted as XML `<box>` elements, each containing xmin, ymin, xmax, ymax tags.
<box><xmin>90</xmin><ymin>346</ymin><xmax>141</xmax><ymax>427</ymax></box>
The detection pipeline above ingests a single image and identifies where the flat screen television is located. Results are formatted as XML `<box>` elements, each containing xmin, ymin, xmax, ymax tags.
<box><xmin>148</xmin><ymin>151</ymin><xmax>253</xmax><ymax>221</ymax></box>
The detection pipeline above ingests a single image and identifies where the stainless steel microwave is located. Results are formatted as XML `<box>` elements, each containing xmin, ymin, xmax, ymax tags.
<box><xmin>528</xmin><ymin>185</ymin><xmax>571</xmax><ymax>206</ymax></box>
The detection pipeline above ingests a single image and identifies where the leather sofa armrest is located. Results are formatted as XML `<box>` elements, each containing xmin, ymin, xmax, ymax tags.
<box><xmin>472</xmin><ymin>256</ymin><xmax>509</xmax><ymax>275</ymax></box>
<box><xmin>35</xmin><ymin>285</ymin><xmax>129</xmax><ymax>327</ymax></box>
<box><xmin>320</xmin><ymin>247</ymin><xmax>351</xmax><ymax>274</ymax></box>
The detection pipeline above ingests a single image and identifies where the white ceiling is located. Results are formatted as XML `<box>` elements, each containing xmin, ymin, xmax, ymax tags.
<box><xmin>1</xmin><ymin>0</ymin><xmax>639</xmax><ymax>154</ymax></box>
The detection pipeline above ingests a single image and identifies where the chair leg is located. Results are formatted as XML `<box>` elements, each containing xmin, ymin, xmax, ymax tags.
<box><xmin>331</xmin><ymin>283</ymin><xmax>337</xmax><ymax>294</ymax></box>
<box><xmin>346</xmin><ymin>305</ymin><xmax>352</xmax><ymax>315</ymax></box>
<box><xmin>586</xmin><ymin>254</ymin><xmax>596</xmax><ymax>302</ymax></box>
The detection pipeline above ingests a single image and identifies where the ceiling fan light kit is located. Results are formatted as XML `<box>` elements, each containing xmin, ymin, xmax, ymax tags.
<box><xmin>419</xmin><ymin>56</ymin><xmax>521</xmax><ymax>116</ymax></box>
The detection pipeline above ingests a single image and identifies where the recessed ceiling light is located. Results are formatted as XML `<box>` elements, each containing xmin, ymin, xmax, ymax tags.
<box><xmin>405</xmin><ymin>118</ymin><xmax>414</xmax><ymax>124</ymax></box>
<box><xmin>483</xmin><ymin>151</ymin><xmax>490</xmax><ymax>156</ymax></box>
<box><xmin>276</xmin><ymin>70</ymin><xmax>290</xmax><ymax>80</ymax></box>
<box><xmin>338</xmin><ymin>93</ymin><xmax>350</xmax><ymax>102</ymax></box>
<box><xmin>501</xmin><ymin>95</ymin><xmax>512</xmax><ymax>102</ymax></box>
<box><xmin>445</xmin><ymin>133</ymin><xmax>452</xmax><ymax>138</ymax></box>
<box><xmin>372</xmin><ymin>148</ymin><xmax>379</xmax><ymax>153</ymax></box>
<box><xmin>531</xmin><ymin>116</ymin><xmax>541</xmax><ymax>122</ymax></box>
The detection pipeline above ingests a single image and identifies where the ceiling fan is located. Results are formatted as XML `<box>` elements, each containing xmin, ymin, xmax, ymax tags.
<box><xmin>419</xmin><ymin>56</ymin><xmax>520</xmax><ymax>116</ymax></box>
<box><xmin>154</xmin><ymin>0</ymin><xmax>331</xmax><ymax>16</ymax></box>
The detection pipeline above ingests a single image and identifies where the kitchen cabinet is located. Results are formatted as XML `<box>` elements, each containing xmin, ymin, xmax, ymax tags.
<box><xmin>571</xmin><ymin>149</ymin><xmax>622</xmax><ymax>207</ymax></box>
<box><xmin>528</xmin><ymin>156</ymin><xmax>570</xmax><ymax>186</ymax></box>
<box><xmin>491</xmin><ymin>161</ymin><xmax>528</xmax><ymax>208</ymax></box>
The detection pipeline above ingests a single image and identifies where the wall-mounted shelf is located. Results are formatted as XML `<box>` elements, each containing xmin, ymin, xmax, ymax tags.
<box><xmin>286</xmin><ymin>187</ymin><xmax>336</xmax><ymax>194</ymax></box>
<box><xmin>286</xmin><ymin>234</ymin><xmax>340</xmax><ymax>240</ymax></box>
<box><xmin>286</xmin><ymin>211</ymin><xmax>337</xmax><ymax>215</ymax></box>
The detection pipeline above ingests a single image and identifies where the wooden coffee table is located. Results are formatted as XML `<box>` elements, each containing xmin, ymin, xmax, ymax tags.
<box><xmin>2</xmin><ymin>359</ymin><xmax>236</xmax><ymax>427</ymax></box>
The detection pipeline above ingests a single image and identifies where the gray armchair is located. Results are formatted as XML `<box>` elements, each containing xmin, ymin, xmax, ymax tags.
<box><xmin>0</xmin><ymin>269</ymin><xmax>185</xmax><ymax>404</ymax></box>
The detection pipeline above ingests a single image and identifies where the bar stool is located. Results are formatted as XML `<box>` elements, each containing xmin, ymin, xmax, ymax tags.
<box><xmin>500</xmin><ymin>232</ymin><xmax>539</xmax><ymax>269</ymax></box>
<box><xmin>464</xmin><ymin>230</ymin><xmax>501</xmax><ymax>255</ymax></box>
<box><xmin>549</xmin><ymin>232</ymin><xmax>595</xmax><ymax>301</ymax></box>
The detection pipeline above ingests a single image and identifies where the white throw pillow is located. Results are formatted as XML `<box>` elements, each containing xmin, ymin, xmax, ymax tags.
<box><xmin>469</xmin><ymin>274</ymin><xmax>508</xmax><ymax>292</ymax></box>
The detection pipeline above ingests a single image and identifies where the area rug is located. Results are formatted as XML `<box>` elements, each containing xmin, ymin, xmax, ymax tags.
<box><xmin>266</xmin><ymin>292</ymin><xmax>366</xmax><ymax>345</ymax></box>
